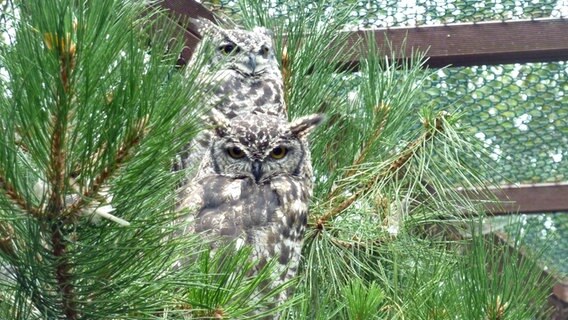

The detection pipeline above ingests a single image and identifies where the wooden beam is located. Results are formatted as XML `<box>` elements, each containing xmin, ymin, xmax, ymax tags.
<box><xmin>549</xmin><ymin>294</ymin><xmax>568</xmax><ymax>319</ymax></box>
<box><xmin>160</xmin><ymin>2</ymin><xmax>568</xmax><ymax>67</ymax></box>
<box><xmin>485</xmin><ymin>183</ymin><xmax>568</xmax><ymax>215</ymax></box>
<box><xmin>157</xmin><ymin>0</ymin><xmax>215</xmax><ymax>66</ymax></box>
<box><xmin>554</xmin><ymin>283</ymin><xmax>568</xmax><ymax>303</ymax></box>
<box><xmin>158</xmin><ymin>0</ymin><xmax>214</xmax><ymax>34</ymax></box>
<box><xmin>345</xmin><ymin>18</ymin><xmax>568</xmax><ymax>68</ymax></box>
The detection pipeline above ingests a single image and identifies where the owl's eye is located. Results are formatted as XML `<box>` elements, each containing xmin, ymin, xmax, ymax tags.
<box><xmin>270</xmin><ymin>146</ymin><xmax>287</xmax><ymax>159</ymax></box>
<box><xmin>219</xmin><ymin>43</ymin><xmax>240</xmax><ymax>55</ymax></box>
<box><xmin>227</xmin><ymin>147</ymin><xmax>245</xmax><ymax>159</ymax></box>
<box><xmin>260</xmin><ymin>45</ymin><xmax>270</xmax><ymax>56</ymax></box>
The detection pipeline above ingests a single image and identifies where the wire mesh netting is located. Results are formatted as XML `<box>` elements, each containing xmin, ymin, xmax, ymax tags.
<box><xmin>209</xmin><ymin>0</ymin><xmax>568</xmax><ymax>26</ymax></box>
<box><xmin>343</xmin><ymin>0</ymin><xmax>568</xmax><ymax>27</ymax></box>
<box><xmin>501</xmin><ymin>213</ymin><xmax>568</xmax><ymax>281</ymax></box>
<box><xmin>422</xmin><ymin>62</ymin><xmax>568</xmax><ymax>282</ymax></box>
<box><xmin>207</xmin><ymin>0</ymin><xmax>568</xmax><ymax>281</ymax></box>
<box><xmin>424</xmin><ymin>63</ymin><xmax>567</xmax><ymax>185</ymax></box>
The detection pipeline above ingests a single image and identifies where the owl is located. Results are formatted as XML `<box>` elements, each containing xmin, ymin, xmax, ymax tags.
<box><xmin>174</xmin><ymin>19</ymin><xmax>286</xmax><ymax>174</ymax></box>
<box><xmin>189</xmin><ymin>18</ymin><xmax>286</xmax><ymax>118</ymax></box>
<box><xmin>177</xmin><ymin>110</ymin><xmax>323</xmax><ymax>303</ymax></box>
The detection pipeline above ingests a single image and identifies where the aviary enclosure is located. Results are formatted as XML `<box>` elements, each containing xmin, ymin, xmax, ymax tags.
<box><xmin>0</xmin><ymin>0</ymin><xmax>566</xmax><ymax>318</ymax></box>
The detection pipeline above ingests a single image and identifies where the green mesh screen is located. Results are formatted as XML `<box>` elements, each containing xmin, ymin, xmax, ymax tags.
<box><xmin>501</xmin><ymin>213</ymin><xmax>568</xmax><ymax>281</ymax></box>
<box><xmin>209</xmin><ymin>0</ymin><xmax>568</xmax><ymax>281</ymax></box>
<box><xmin>343</xmin><ymin>0</ymin><xmax>567</xmax><ymax>27</ymax></box>
<box><xmin>423</xmin><ymin>62</ymin><xmax>568</xmax><ymax>185</ymax></box>
<box><xmin>422</xmin><ymin>62</ymin><xmax>568</xmax><ymax>281</ymax></box>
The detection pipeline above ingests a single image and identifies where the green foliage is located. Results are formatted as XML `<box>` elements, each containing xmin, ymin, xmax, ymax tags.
<box><xmin>236</xmin><ymin>1</ymin><xmax>553</xmax><ymax>319</ymax></box>
<box><xmin>0</xmin><ymin>0</ymin><xmax>295</xmax><ymax>318</ymax></box>
<box><xmin>340</xmin><ymin>279</ymin><xmax>384</xmax><ymax>320</ymax></box>
<box><xmin>448</xmin><ymin>225</ymin><xmax>553</xmax><ymax>320</ymax></box>
<box><xmin>0</xmin><ymin>0</ymin><xmax>202</xmax><ymax>318</ymax></box>
<box><xmin>0</xmin><ymin>0</ymin><xmax>555</xmax><ymax>319</ymax></box>
<box><xmin>185</xmin><ymin>245</ymin><xmax>295</xmax><ymax>319</ymax></box>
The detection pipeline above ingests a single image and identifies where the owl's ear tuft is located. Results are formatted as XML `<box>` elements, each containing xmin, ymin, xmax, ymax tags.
<box><xmin>190</xmin><ymin>18</ymin><xmax>221</xmax><ymax>37</ymax></box>
<box><xmin>290</xmin><ymin>114</ymin><xmax>324</xmax><ymax>138</ymax></box>
<box><xmin>210</xmin><ymin>109</ymin><xmax>231</xmax><ymax>137</ymax></box>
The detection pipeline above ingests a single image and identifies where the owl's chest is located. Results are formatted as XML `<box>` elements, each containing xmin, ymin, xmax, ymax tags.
<box><xmin>193</xmin><ymin>176</ymin><xmax>309</xmax><ymax>241</ymax></box>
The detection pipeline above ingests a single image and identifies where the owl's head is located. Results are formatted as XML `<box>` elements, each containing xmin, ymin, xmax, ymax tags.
<box><xmin>192</xmin><ymin>18</ymin><xmax>277</xmax><ymax>76</ymax></box>
<box><xmin>208</xmin><ymin>109</ymin><xmax>323</xmax><ymax>184</ymax></box>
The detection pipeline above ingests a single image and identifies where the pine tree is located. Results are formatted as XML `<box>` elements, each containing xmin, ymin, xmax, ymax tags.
<box><xmin>0</xmin><ymin>0</ymin><xmax>553</xmax><ymax>319</ymax></box>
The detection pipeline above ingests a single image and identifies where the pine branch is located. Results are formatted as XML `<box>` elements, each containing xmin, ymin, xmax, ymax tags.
<box><xmin>47</xmin><ymin>113</ymin><xmax>67</xmax><ymax>216</ymax></box>
<box><xmin>388</xmin><ymin>111</ymin><xmax>446</xmax><ymax>172</ymax></box>
<box><xmin>43</xmin><ymin>31</ymin><xmax>77</xmax><ymax>93</ymax></box>
<box><xmin>0</xmin><ymin>1</ymin><xmax>14</xmax><ymax>44</ymax></box>
<box><xmin>316</xmin><ymin>191</ymin><xmax>361</xmax><ymax>229</ymax></box>
<box><xmin>42</xmin><ymin>31</ymin><xmax>80</xmax><ymax>318</ymax></box>
<box><xmin>329</xmin><ymin>236</ymin><xmax>384</xmax><ymax>250</ymax></box>
<box><xmin>0</xmin><ymin>176</ymin><xmax>41</xmax><ymax>217</ymax></box>
<box><xmin>51</xmin><ymin>221</ymin><xmax>77</xmax><ymax>320</ymax></box>
<box><xmin>281</xmin><ymin>45</ymin><xmax>290</xmax><ymax>110</ymax></box>
<box><xmin>64</xmin><ymin>116</ymin><xmax>148</xmax><ymax>219</ymax></box>
<box><xmin>0</xmin><ymin>221</ymin><xmax>15</xmax><ymax>258</ymax></box>
<box><xmin>315</xmin><ymin>111</ymin><xmax>449</xmax><ymax>227</ymax></box>
<box><xmin>324</xmin><ymin>103</ymin><xmax>391</xmax><ymax>203</ymax></box>
<box><xmin>44</xmin><ymin>30</ymin><xmax>78</xmax><ymax>217</ymax></box>
<box><xmin>0</xmin><ymin>1</ymin><xmax>208</xmax><ymax>318</ymax></box>
<box><xmin>342</xmin><ymin>103</ymin><xmax>390</xmax><ymax>179</ymax></box>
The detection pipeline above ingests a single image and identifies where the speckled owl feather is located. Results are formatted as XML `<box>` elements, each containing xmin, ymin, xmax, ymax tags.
<box><xmin>190</xmin><ymin>19</ymin><xmax>286</xmax><ymax>118</ymax></box>
<box><xmin>174</xmin><ymin>19</ymin><xmax>287</xmax><ymax>175</ymax></box>
<box><xmin>177</xmin><ymin>112</ymin><xmax>323</xmax><ymax>304</ymax></box>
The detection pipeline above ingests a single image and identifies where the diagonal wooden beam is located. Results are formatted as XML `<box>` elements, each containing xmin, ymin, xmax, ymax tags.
<box><xmin>156</xmin><ymin>0</ymin><xmax>216</xmax><ymax>66</ymax></box>
<box><xmin>553</xmin><ymin>283</ymin><xmax>568</xmax><ymax>302</ymax></box>
<box><xmin>344</xmin><ymin>18</ymin><xmax>568</xmax><ymax>68</ymax></box>
<box><xmin>157</xmin><ymin>0</ymin><xmax>215</xmax><ymax>34</ymax></box>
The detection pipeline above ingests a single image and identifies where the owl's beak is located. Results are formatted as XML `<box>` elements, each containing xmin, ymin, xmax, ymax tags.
<box><xmin>251</xmin><ymin>160</ymin><xmax>262</xmax><ymax>183</ymax></box>
<box><xmin>248</xmin><ymin>53</ymin><xmax>257</xmax><ymax>74</ymax></box>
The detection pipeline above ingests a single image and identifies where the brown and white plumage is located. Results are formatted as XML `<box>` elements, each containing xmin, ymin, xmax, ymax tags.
<box><xmin>175</xmin><ymin>19</ymin><xmax>286</xmax><ymax>174</ymax></box>
<box><xmin>173</xmin><ymin>19</ymin><xmax>318</xmax><ymax>312</ymax></box>
<box><xmin>177</xmin><ymin>111</ymin><xmax>323</xmax><ymax>301</ymax></box>
<box><xmin>189</xmin><ymin>18</ymin><xmax>286</xmax><ymax>119</ymax></box>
